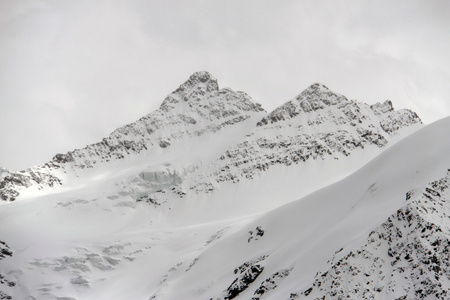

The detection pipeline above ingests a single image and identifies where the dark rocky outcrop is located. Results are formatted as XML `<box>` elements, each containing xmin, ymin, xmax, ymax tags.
<box><xmin>225</xmin><ymin>265</ymin><xmax>264</xmax><ymax>300</ymax></box>
<box><xmin>0</xmin><ymin>241</ymin><xmax>14</xmax><ymax>300</ymax></box>
<box><xmin>217</xmin><ymin>255</ymin><xmax>268</xmax><ymax>300</ymax></box>
<box><xmin>0</xmin><ymin>241</ymin><xmax>12</xmax><ymax>260</ymax></box>
<box><xmin>297</xmin><ymin>170</ymin><xmax>450</xmax><ymax>299</ymax></box>
<box><xmin>252</xmin><ymin>268</ymin><xmax>292</xmax><ymax>300</ymax></box>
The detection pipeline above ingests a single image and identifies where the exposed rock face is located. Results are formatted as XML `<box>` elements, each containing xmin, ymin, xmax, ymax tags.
<box><xmin>0</xmin><ymin>241</ymin><xmax>12</xmax><ymax>260</ymax></box>
<box><xmin>222</xmin><ymin>256</ymin><xmax>268</xmax><ymax>300</ymax></box>
<box><xmin>0</xmin><ymin>241</ymin><xmax>14</xmax><ymax>300</ymax></box>
<box><xmin>215</xmin><ymin>257</ymin><xmax>292</xmax><ymax>300</ymax></box>
<box><xmin>0</xmin><ymin>71</ymin><xmax>265</xmax><ymax>201</ymax></box>
<box><xmin>370</xmin><ymin>99</ymin><xmax>394</xmax><ymax>115</ymax></box>
<box><xmin>297</xmin><ymin>170</ymin><xmax>450</xmax><ymax>300</ymax></box>
<box><xmin>0</xmin><ymin>170</ymin><xmax>61</xmax><ymax>201</ymax></box>
<box><xmin>252</xmin><ymin>268</ymin><xmax>292</xmax><ymax>300</ymax></box>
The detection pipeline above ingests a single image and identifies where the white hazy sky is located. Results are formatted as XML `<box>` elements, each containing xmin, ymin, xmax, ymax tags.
<box><xmin>1</xmin><ymin>0</ymin><xmax>449</xmax><ymax>170</ymax></box>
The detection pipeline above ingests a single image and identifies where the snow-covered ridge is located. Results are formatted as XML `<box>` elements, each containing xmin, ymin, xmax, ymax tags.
<box><xmin>0</xmin><ymin>73</ymin><xmax>422</xmax><ymax>204</ymax></box>
<box><xmin>0</xmin><ymin>71</ymin><xmax>265</xmax><ymax>201</ymax></box>
<box><xmin>186</xmin><ymin>83</ymin><xmax>421</xmax><ymax>195</ymax></box>
<box><xmin>257</xmin><ymin>83</ymin><xmax>348</xmax><ymax>125</ymax></box>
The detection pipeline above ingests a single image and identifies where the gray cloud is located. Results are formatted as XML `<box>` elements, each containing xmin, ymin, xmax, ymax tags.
<box><xmin>0</xmin><ymin>0</ymin><xmax>449</xmax><ymax>170</ymax></box>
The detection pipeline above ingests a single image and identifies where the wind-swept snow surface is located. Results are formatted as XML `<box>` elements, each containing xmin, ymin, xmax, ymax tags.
<box><xmin>1</xmin><ymin>72</ymin><xmax>446</xmax><ymax>300</ymax></box>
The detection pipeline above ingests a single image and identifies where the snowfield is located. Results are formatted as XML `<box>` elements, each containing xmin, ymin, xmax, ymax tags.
<box><xmin>0</xmin><ymin>72</ymin><xmax>448</xmax><ymax>300</ymax></box>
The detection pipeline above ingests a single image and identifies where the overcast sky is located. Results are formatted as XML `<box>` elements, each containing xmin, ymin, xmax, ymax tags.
<box><xmin>1</xmin><ymin>0</ymin><xmax>449</xmax><ymax>170</ymax></box>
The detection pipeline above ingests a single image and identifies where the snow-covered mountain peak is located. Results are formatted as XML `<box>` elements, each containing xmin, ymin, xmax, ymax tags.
<box><xmin>176</xmin><ymin>71</ymin><xmax>218</xmax><ymax>95</ymax></box>
<box><xmin>158</xmin><ymin>71</ymin><xmax>264</xmax><ymax>121</ymax></box>
<box><xmin>256</xmin><ymin>83</ymin><xmax>349</xmax><ymax>126</ymax></box>
<box><xmin>305</xmin><ymin>82</ymin><xmax>329</xmax><ymax>90</ymax></box>
<box><xmin>160</xmin><ymin>71</ymin><xmax>219</xmax><ymax>112</ymax></box>
<box><xmin>295</xmin><ymin>82</ymin><xmax>347</xmax><ymax>107</ymax></box>
<box><xmin>299</xmin><ymin>82</ymin><xmax>332</xmax><ymax>97</ymax></box>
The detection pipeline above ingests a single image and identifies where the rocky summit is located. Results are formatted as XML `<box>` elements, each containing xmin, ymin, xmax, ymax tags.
<box><xmin>0</xmin><ymin>72</ymin><xmax>448</xmax><ymax>300</ymax></box>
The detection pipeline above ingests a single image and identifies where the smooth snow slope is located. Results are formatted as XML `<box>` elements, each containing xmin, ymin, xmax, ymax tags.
<box><xmin>0</xmin><ymin>108</ymin><xmax>447</xmax><ymax>300</ymax></box>
<box><xmin>159</xmin><ymin>116</ymin><xmax>450</xmax><ymax>299</ymax></box>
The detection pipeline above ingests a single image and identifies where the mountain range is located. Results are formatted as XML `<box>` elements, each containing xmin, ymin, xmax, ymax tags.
<box><xmin>0</xmin><ymin>71</ymin><xmax>448</xmax><ymax>300</ymax></box>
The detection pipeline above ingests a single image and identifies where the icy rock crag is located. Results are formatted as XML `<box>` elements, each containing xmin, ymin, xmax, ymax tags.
<box><xmin>0</xmin><ymin>71</ymin><xmax>265</xmax><ymax>201</ymax></box>
<box><xmin>295</xmin><ymin>170</ymin><xmax>450</xmax><ymax>300</ymax></box>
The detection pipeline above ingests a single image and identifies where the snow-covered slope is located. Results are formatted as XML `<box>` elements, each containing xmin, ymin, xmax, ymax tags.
<box><xmin>0</xmin><ymin>115</ymin><xmax>445</xmax><ymax>300</ymax></box>
<box><xmin>155</xmin><ymin>117</ymin><xmax>450</xmax><ymax>300</ymax></box>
